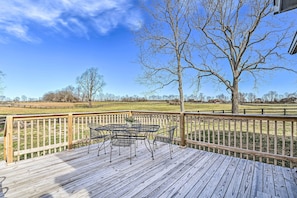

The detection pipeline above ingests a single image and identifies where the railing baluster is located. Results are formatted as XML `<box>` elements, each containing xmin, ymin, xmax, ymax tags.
<box><xmin>64</xmin><ymin>118</ymin><xmax>67</xmax><ymax>150</ymax></box>
<box><xmin>24</xmin><ymin>121</ymin><xmax>27</xmax><ymax>160</ymax></box>
<box><xmin>54</xmin><ymin>118</ymin><xmax>57</xmax><ymax>153</ymax></box>
<box><xmin>48</xmin><ymin>119</ymin><xmax>51</xmax><ymax>154</ymax></box>
<box><xmin>290</xmin><ymin>121</ymin><xmax>294</xmax><ymax>168</ymax></box>
<box><xmin>198</xmin><ymin>117</ymin><xmax>201</xmax><ymax>150</ymax></box>
<box><xmin>282</xmin><ymin>121</ymin><xmax>285</xmax><ymax>166</ymax></box>
<box><xmin>246</xmin><ymin>119</ymin><xmax>250</xmax><ymax>159</ymax></box>
<box><xmin>207</xmin><ymin>119</ymin><xmax>210</xmax><ymax>152</ymax></box>
<box><xmin>228</xmin><ymin>119</ymin><xmax>231</xmax><ymax>156</ymax></box>
<box><xmin>43</xmin><ymin>119</ymin><xmax>46</xmax><ymax>156</ymax></box>
<box><xmin>239</xmin><ymin>120</ymin><xmax>242</xmax><ymax>158</ymax></box>
<box><xmin>59</xmin><ymin>118</ymin><xmax>62</xmax><ymax>152</ymax></box>
<box><xmin>267</xmin><ymin>120</ymin><xmax>270</xmax><ymax>164</ymax></box>
<box><xmin>217</xmin><ymin>118</ymin><xmax>219</xmax><ymax>148</ymax></box>
<box><xmin>253</xmin><ymin>120</ymin><xmax>256</xmax><ymax>161</ymax></box>
<box><xmin>30</xmin><ymin>120</ymin><xmax>33</xmax><ymax>158</ymax></box>
<box><xmin>234</xmin><ymin>120</ymin><xmax>236</xmax><ymax>157</ymax></box>
<box><xmin>37</xmin><ymin>120</ymin><xmax>40</xmax><ymax>157</ymax></box>
<box><xmin>223</xmin><ymin>119</ymin><xmax>225</xmax><ymax>155</ymax></box>
<box><xmin>274</xmin><ymin>121</ymin><xmax>277</xmax><ymax>165</ymax></box>
<box><xmin>17</xmin><ymin>121</ymin><xmax>21</xmax><ymax>161</ymax></box>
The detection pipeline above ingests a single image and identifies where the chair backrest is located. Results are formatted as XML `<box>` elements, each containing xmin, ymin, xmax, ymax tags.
<box><xmin>137</xmin><ymin>124</ymin><xmax>160</xmax><ymax>133</ymax></box>
<box><xmin>167</xmin><ymin>126</ymin><xmax>177</xmax><ymax>141</ymax></box>
<box><xmin>88</xmin><ymin>123</ymin><xmax>99</xmax><ymax>130</ymax></box>
<box><xmin>88</xmin><ymin>123</ymin><xmax>107</xmax><ymax>139</ymax></box>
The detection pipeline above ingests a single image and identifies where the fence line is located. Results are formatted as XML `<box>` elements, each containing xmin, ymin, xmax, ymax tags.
<box><xmin>205</xmin><ymin>107</ymin><xmax>297</xmax><ymax>115</ymax></box>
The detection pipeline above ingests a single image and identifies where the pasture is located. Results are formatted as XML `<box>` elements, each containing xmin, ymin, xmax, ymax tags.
<box><xmin>0</xmin><ymin>101</ymin><xmax>297</xmax><ymax>115</ymax></box>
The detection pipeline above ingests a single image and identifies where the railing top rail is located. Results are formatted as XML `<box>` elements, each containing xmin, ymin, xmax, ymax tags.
<box><xmin>131</xmin><ymin>110</ymin><xmax>181</xmax><ymax>115</ymax></box>
<box><xmin>184</xmin><ymin>112</ymin><xmax>297</xmax><ymax>121</ymax></box>
<box><xmin>4</xmin><ymin>110</ymin><xmax>297</xmax><ymax>121</ymax></box>
<box><xmin>72</xmin><ymin>110</ymin><xmax>130</xmax><ymax>117</ymax></box>
<box><xmin>7</xmin><ymin>114</ymin><xmax>69</xmax><ymax>120</ymax></box>
<box><xmin>4</xmin><ymin>111</ymin><xmax>131</xmax><ymax>120</ymax></box>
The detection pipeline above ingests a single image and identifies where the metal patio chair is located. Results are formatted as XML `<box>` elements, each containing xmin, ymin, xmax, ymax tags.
<box><xmin>87</xmin><ymin>123</ymin><xmax>110</xmax><ymax>156</ymax></box>
<box><xmin>109</xmin><ymin>130</ymin><xmax>136</xmax><ymax>165</ymax></box>
<box><xmin>153</xmin><ymin>126</ymin><xmax>177</xmax><ymax>159</ymax></box>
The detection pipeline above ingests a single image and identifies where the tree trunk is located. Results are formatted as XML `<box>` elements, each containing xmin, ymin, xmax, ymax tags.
<box><xmin>178</xmin><ymin>59</ymin><xmax>185</xmax><ymax>112</ymax></box>
<box><xmin>179</xmin><ymin>87</ymin><xmax>185</xmax><ymax>112</ymax></box>
<box><xmin>231</xmin><ymin>79</ymin><xmax>239</xmax><ymax>114</ymax></box>
<box><xmin>88</xmin><ymin>99</ymin><xmax>92</xmax><ymax>108</ymax></box>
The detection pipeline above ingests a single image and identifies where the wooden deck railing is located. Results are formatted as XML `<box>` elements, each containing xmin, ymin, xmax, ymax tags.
<box><xmin>3</xmin><ymin>111</ymin><xmax>297</xmax><ymax>168</ymax></box>
<box><xmin>184</xmin><ymin>113</ymin><xmax>297</xmax><ymax>168</ymax></box>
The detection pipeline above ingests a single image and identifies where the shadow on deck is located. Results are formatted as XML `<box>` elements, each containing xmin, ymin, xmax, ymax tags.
<box><xmin>0</xmin><ymin>141</ymin><xmax>296</xmax><ymax>197</ymax></box>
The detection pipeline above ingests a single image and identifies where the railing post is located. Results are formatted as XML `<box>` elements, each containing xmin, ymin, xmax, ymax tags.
<box><xmin>128</xmin><ymin>111</ymin><xmax>132</xmax><ymax>117</ymax></box>
<box><xmin>5</xmin><ymin>116</ymin><xmax>14</xmax><ymax>163</ymax></box>
<box><xmin>68</xmin><ymin>113</ymin><xmax>73</xmax><ymax>150</ymax></box>
<box><xmin>180</xmin><ymin>112</ymin><xmax>186</xmax><ymax>146</ymax></box>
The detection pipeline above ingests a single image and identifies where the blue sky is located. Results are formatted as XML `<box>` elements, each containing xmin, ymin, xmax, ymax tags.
<box><xmin>0</xmin><ymin>0</ymin><xmax>296</xmax><ymax>100</ymax></box>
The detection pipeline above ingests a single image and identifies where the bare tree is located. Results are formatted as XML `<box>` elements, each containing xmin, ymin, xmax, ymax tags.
<box><xmin>42</xmin><ymin>86</ymin><xmax>79</xmax><ymax>102</ymax></box>
<box><xmin>76</xmin><ymin>67</ymin><xmax>105</xmax><ymax>107</ymax></box>
<box><xmin>187</xmin><ymin>0</ymin><xmax>296</xmax><ymax>113</ymax></box>
<box><xmin>239</xmin><ymin>92</ymin><xmax>248</xmax><ymax>103</ymax></box>
<box><xmin>136</xmin><ymin>0</ymin><xmax>195</xmax><ymax>112</ymax></box>
<box><xmin>247</xmin><ymin>92</ymin><xmax>256</xmax><ymax>103</ymax></box>
<box><xmin>217</xmin><ymin>93</ymin><xmax>229</xmax><ymax>102</ymax></box>
<box><xmin>21</xmin><ymin>95</ymin><xmax>27</xmax><ymax>102</ymax></box>
<box><xmin>198</xmin><ymin>93</ymin><xmax>205</xmax><ymax>102</ymax></box>
<box><xmin>13</xmin><ymin>97</ymin><xmax>20</xmax><ymax>102</ymax></box>
<box><xmin>263</xmin><ymin>90</ymin><xmax>278</xmax><ymax>102</ymax></box>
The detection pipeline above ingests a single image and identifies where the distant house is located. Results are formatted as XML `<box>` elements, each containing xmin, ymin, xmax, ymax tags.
<box><xmin>255</xmin><ymin>98</ymin><xmax>263</xmax><ymax>103</ymax></box>
<box><xmin>280</xmin><ymin>97</ymin><xmax>297</xmax><ymax>103</ymax></box>
<box><xmin>289</xmin><ymin>32</ymin><xmax>297</xmax><ymax>54</ymax></box>
<box><xmin>208</xmin><ymin>99</ymin><xmax>221</xmax><ymax>104</ymax></box>
<box><xmin>274</xmin><ymin>0</ymin><xmax>297</xmax><ymax>54</ymax></box>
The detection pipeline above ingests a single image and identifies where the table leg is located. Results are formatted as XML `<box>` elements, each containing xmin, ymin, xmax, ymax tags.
<box><xmin>144</xmin><ymin>137</ymin><xmax>154</xmax><ymax>160</ymax></box>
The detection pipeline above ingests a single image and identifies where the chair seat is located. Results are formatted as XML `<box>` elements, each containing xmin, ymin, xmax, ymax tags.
<box><xmin>87</xmin><ymin>123</ymin><xmax>110</xmax><ymax>156</ymax></box>
<box><xmin>153</xmin><ymin>126</ymin><xmax>177</xmax><ymax>159</ymax></box>
<box><xmin>90</xmin><ymin>134</ymin><xmax>109</xmax><ymax>139</ymax></box>
<box><xmin>112</xmin><ymin>138</ymin><xmax>135</xmax><ymax>147</ymax></box>
<box><xmin>110</xmin><ymin>134</ymin><xmax>136</xmax><ymax>165</ymax></box>
<box><xmin>154</xmin><ymin>135</ymin><xmax>171</xmax><ymax>143</ymax></box>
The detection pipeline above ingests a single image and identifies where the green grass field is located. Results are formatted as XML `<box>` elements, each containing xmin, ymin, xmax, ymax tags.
<box><xmin>1</xmin><ymin>101</ymin><xmax>296</xmax><ymax>115</ymax></box>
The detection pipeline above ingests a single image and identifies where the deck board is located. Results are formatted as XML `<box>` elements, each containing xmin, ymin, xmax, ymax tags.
<box><xmin>224</xmin><ymin>158</ymin><xmax>247</xmax><ymax>197</ymax></box>
<box><xmin>0</xmin><ymin>141</ymin><xmax>296</xmax><ymax>198</ymax></box>
<box><xmin>211</xmin><ymin>156</ymin><xmax>240</xmax><ymax>198</ymax></box>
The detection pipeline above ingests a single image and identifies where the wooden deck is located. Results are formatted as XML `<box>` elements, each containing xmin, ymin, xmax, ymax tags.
<box><xmin>0</xmin><ymin>142</ymin><xmax>296</xmax><ymax>198</ymax></box>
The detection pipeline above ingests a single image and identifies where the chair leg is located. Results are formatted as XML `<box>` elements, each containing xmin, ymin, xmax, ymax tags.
<box><xmin>134</xmin><ymin>141</ymin><xmax>137</xmax><ymax>157</ymax></box>
<box><xmin>153</xmin><ymin>140</ymin><xmax>158</xmax><ymax>151</ymax></box>
<box><xmin>130</xmin><ymin>144</ymin><xmax>132</xmax><ymax>165</ymax></box>
<box><xmin>103</xmin><ymin>140</ymin><xmax>106</xmax><ymax>154</ymax></box>
<box><xmin>97</xmin><ymin>140</ymin><xmax>106</xmax><ymax>156</ymax></box>
<box><xmin>102</xmin><ymin>140</ymin><xmax>106</xmax><ymax>155</ymax></box>
<box><xmin>87</xmin><ymin>138</ymin><xmax>91</xmax><ymax>153</ymax></box>
<box><xmin>169</xmin><ymin>143</ymin><xmax>173</xmax><ymax>159</ymax></box>
<box><xmin>110</xmin><ymin>144</ymin><xmax>113</xmax><ymax>163</ymax></box>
